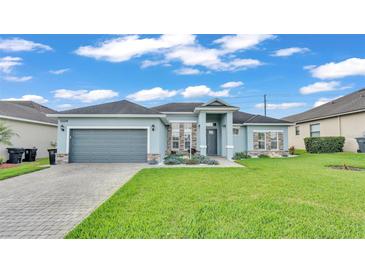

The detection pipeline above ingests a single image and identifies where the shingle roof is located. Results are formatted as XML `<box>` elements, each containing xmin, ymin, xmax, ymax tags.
<box><xmin>151</xmin><ymin>102</ymin><xmax>203</xmax><ymax>112</ymax></box>
<box><xmin>0</xmin><ymin>101</ymin><xmax>57</xmax><ymax>124</ymax></box>
<box><xmin>60</xmin><ymin>100</ymin><xmax>161</xmax><ymax>115</ymax></box>
<box><xmin>233</xmin><ymin>111</ymin><xmax>291</xmax><ymax>124</ymax></box>
<box><xmin>284</xmin><ymin>88</ymin><xmax>365</xmax><ymax>123</ymax></box>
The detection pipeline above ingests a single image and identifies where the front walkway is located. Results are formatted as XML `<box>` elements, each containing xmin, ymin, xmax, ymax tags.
<box><xmin>0</xmin><ymin>163</ymin><xmax>146</xmax><ymax>239</ymax></box>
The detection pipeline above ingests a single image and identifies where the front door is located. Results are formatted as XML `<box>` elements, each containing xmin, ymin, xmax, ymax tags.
<box><xmin>206</xmin><ymin>129</ymin><xmax>217</xmax><ymax>155</ymax></box>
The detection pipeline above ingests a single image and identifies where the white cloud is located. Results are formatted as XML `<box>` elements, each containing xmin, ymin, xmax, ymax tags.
<box><xmin>174</xmin><ymin>67</ymin><xmax>201</xmax><ymax>75</ymax></box>
<box><xmin>56</xmin><ymin>103</ymin><xmax>73</xmax><ymax>110</ymax></box>
<box><xmin>2</xmin><ymin>94</ymin><xmax>48</xmax><ymax>104</ymax></box>
<box><xmin>49</xmin><ymin>68</ymin><xmax>70</xmax><ymax>75</ymax></box>
<box><xmin>221</xmin><ymin>81</ymin><xmax>243</xmax><ymax>88</ymax></box>
<box><xmin>309</xmin><ymin>58</ymin><xmax>365</xmax><ymax>79</ymax></box>
<box><xmin>214</xmin><ymin>34</ymin><xmax>275</xmax><ymax>52</ymax></box>
<box><xmin>3</xmin><ymin>75</ymin><xmax>32</xmax><ymax>82</ymax></box>
<box><xmin>166</xmin><ymin>46</ymin><xmax>224</xmax><ymax>70</ymax></box>
<box><xmin>53</xmin><ymin>89</ymin><xmax>118</xmax><ymax>103</ymax></box>
<box><xmin>272</xmin><ymin>47</ymin><xmax>309</xmax><ymax>57</ymax></box>
<box><xmin>0</xmin><ymin>38</ymin><xmax>52</xmax><ymax>52</ymax></box>
<box><xmin>0</xmin><ymin>56</ymin><xmax>22</xmax><ymax>73</ymax></box>
<box><xmin>140</xmin><ymin>59</ymin><xmax>169</xmax><ymax>68</ymax></box>
<box><xmin>181</xmin><ymin>85</ymin><xmax>229</xmax><ymax>98</ymax></box>
<box><xmin>313</xmin><ymin>96</ymin><xmax>343</xmax><ymax>107</ymax></box>
<box><xmin>228</xmin><ymin>58</ymin><xmax>263</xmax><ymax>70</ymax></box>
<box><xmin>126</xmin><ymin>87</ymin><xmax>177</xmax><ymax>102</ymax></box>
<box><xmin>75</xmin><ymin>34</ymin><xmax>195</xmax><ymax>62</ymax></box>
<box><xmin>299</xmin><ymin>81</ymin><xmax>350</xmax><ymax>94</ymax></box>
<box><xmin>255</xmin><ymin>102</ymin><xmax>306</xmax><ymax>110</ymax></box>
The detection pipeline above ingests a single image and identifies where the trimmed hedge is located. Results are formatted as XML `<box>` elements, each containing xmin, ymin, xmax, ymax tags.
<box><xmin>304</xmin><ymin>136</ymin><xmax>345</xmax><ymax>153</ymax></box>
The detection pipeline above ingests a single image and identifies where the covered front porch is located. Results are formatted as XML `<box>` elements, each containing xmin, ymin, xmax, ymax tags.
<box><xmin>196</xmin><ymin>99</ymin><xmax>239</xmax><ymax>160</ymax></box>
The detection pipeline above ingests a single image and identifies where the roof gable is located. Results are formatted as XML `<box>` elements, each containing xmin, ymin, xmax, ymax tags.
<box><xmin>201</xmin><ymin>98</ymin><xmax>233</xmax><ymax>107</ymax></box>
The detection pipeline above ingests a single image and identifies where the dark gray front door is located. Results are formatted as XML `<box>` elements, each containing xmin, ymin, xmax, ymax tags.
<box><xmin>69</xmin><ymin>129</ymin><xmax>147</xmax><ymax>163</ymax></box>
<box><xmin>206</xmin><ymin>129</ymin><xmax>217</xmax><ymax>155</ymax></box>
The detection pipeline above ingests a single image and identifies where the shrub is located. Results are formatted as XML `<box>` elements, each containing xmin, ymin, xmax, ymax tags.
<box><xmin>304</xmin><ymin>136</ymin><xmax>345</xmax><ymax>153</ymax></box>
<box><xmin>288</xmin><ymin>146</ymin><xmax>295</xmax><ymax>155</ymax></box>
<box><xmin>164</xmin><ymin>157</ymin><xmax>183</xmax><ymax>165</ymax></box>
<box><xmin>164</xmin><ymin>154</ymin><xmax>184</xmax><ymax>165</ymax></box>
<box><xmin>206</xmin><ymin>159</ymin><xmax>219</xmax><ymax>165</ymax></box>
<box><xmin>258</xmin><ymin>154</ymin><xmax>270</xmax><ymax>158</ymax></box>
<box><xmin>232</xmin><ymin>152</ymin><xmax>251</xmax><ymax>160</ymax></box>
<box><xmin>183</xmin><ymin>158</ymin><xmax>200</xmax><ymax>165</ymax></box>
<box><xmin>0</xmin><ymin>157</ymin><xmax>3</xmax><ymax>165</ymax></box>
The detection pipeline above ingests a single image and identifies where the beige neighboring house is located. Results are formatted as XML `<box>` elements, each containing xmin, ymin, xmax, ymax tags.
<box><xmin>0</xmin><ymin>101</ymin><xmax>58</xmax><ymax>161</ymax></box>
<box><xmin>284</xmin><ymin>88</ymin><xmax>365</xmax><ymax>152</ymax></box>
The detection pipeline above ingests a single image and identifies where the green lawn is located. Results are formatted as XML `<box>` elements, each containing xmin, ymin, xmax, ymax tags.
<box><xmin>0</xmin><ymin>158</ymin><xmax>50</xmax><ymax>181</ymax></box>
<box><xmin>66</xmin><ymin>153</ymin><xmax>365</xmax><ymax>239</ymax></box>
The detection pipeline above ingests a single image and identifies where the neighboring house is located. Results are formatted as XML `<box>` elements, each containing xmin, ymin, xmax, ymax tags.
<box><xmin>284</xmin><ymin>88</ymin><xmax>365</xmax><ymax>152</ymax></box>
<box><xmin>48</xmin><ymin>98</ymin><xmax>291</xmax><ymax>164</ymax></box>
<box><xmin>0</xmin><ymin>101</ymin><xmax>58</xmax><ymax>160</ymax></box>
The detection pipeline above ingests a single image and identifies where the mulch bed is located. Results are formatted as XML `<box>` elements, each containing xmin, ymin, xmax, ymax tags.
<box><xmin>328</xmin><ymin>165</ymin><xmax>365</xmax><ymax>171</ymax></box>
<box><xmin>0</xmin><ymin>163</ymin><xmax>18</xmax><ymax>169</ymax></box>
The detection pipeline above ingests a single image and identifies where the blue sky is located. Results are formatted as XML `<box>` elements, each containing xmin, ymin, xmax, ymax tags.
<box><xmin>1</xmin><ymin>34</ymin><xmax>365</xmax><ymax>118</ymax></box>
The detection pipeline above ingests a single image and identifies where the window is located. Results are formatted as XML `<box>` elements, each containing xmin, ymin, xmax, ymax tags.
<box><xmin>258</xmin><ymin>132</ymin><xmax>266</xmax><ymax>150</ymax></box>
<box><xmin>270</xmin><ymin>132</ymin><xmax>278</xmax><ymax>150</ymax></box>
<box><xmin>295</xmin><ymin>126</ymin><xmax>300</xmax><ymax>136</ymax></box>
<box><xmin>310</xmin><ymin>123</ymin><xmax>320</xmax><ymax>137</ymax></box>
<box><xmin>233</xmin><ymin>128</ymin><xmax>239</xmax><ymax>135</ymax></box>
<box><xmin>184</xmin><ymin>123</ymin><xmax>192</xmax><ymax>150</ymax></box>
<box><xmin>171</xmin><ymin>123</ymin><xmax>180</xmax><ymax>150</ymax></box>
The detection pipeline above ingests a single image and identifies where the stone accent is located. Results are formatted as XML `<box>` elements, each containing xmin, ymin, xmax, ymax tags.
<box><xmin>147</xmin><ymin>153</ymin><xmax>160</xmax><ymax>163</ymax></box>
<box><xmin>251</xmin><ymin>131</ymin><xmax>286</xmax><ymax>157</ymax></box>
<box><xmin>192</xmin><ymin>123</ymin><xmax>197</xmax><ymax>150</ymax></box>
<box><xmin>56</xmin><ymin>153</ymin><xmax>69</xmax><ymax>164</ymax></box>
<box><xmin>166</xmin><ymin>122</ymin><xmax>197</xmax><ymax>155</ymax></box>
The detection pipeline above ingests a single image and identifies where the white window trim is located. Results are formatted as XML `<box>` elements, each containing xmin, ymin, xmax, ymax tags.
<box><xmin>257</xmin><ymin>132</ymin><xmax>266</xmax><ymax>150</ymax></box>
<box><xmin>233</xmin><ymin>127</ymin><xmax>240</xmax><ymax>135</ymax></box>
<box><xmin>171</xmin><ymin>125</ymin><xmax>180</xmax><ymax>151</ymax></box>
<box><xmin>310</xmin><ymin>123</ymin><xmax>320</xmax><ymax>137</ymax></box>
<box><xmin>184</xmin><ymin>132</ymin><xmax>192</xmax><ymax>150</ymax></box>
<box><xmin>270</xmin><ymin>132</ymin><xmax>280</xmax><ymax>151</ymax></box>
<box><xmin>66</xmin><ymin>126</ymin><xmax>150</xmax><ymax>154</ymax></box>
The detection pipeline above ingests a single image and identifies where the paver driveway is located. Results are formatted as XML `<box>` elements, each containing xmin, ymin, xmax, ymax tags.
<box><xmin>0</xmin><ymin>163</ymin><xmax>146</xmax><ymax>239</ymax></box>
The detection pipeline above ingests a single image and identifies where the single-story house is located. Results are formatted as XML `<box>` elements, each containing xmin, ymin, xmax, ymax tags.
<box><xmin>48</xmin><ymin>98</ymin><xmax>291</xmax><ymax>163</ymax></box>
<box><xmin>284</xmin><ymin>88</ymin><xmax>365</xmax><ymax>152</ymax></box>
<box><xmin>0</xmin><ymin>101</ymin><xmax>58</xmax><ymax>160</ymax></box>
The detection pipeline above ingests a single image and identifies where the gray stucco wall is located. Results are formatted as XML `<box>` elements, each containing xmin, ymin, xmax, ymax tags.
<box><xmin>165</xmin><ymin>114</ymin><xmax>198</xmax><ymax>123</ymax></box>
<box><xmin>233</xmin><ymin>126</ymin><xmax>247</xmax><ymax>153</ymax></box>
<box><xmin>0</xmin><ymin>118</ymin><xmax>57</xmax><ymax>160</ymax></box>
<box><xmin>246</xmin><ymin>125</ymin><xmax>289</xmax><ymax>151</ymax></box>
<box><xmin>56</xmin><ymin>117</ymin><xmax>166</xmax><ymax>157</ymax></box>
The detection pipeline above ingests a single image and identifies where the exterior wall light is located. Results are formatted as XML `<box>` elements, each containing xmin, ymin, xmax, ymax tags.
<box><xmin>60</xmin><ymin>124</ymin><xmax>65</xmax><ymax>131</ymax></box>
<box><xmin>151</xmin><ymin>124</ymin><xmax>155</xmax><ymax>131</ymax></box>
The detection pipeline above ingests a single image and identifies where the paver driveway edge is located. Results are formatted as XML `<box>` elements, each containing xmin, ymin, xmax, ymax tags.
<box><xmin>0</xmin><ymin>163</ymin><xmax>147</xmax><ymax>239</ymax></box>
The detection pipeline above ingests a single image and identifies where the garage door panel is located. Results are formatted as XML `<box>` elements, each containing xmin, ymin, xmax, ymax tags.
<box><xmin>69</xmin><ymin>129</ymin><xmax>147</xmax><ymax>163</ymax></box>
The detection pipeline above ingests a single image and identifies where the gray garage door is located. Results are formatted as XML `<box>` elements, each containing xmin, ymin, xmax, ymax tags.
<box><xmin>69</xmin><ymin>129</ymin><xmax>147</xmax><ymax>163</ymax></box>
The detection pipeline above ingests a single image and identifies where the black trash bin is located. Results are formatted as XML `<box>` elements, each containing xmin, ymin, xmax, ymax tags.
<box><xmin>24</xmin><ymin>148</ymin><xmax>38</xmax><ymax>162</ymax></box>
<box><xmin>356</xmin><ymin>137</ymin><xmax>365</xmax><ymax>153</ymax></box>
<box><xmin>48</xmin><ymin>149</ymin><xmax>57</xmax><ymax>165</ymax></box>
<box><xmin>7</xmin><ymin>148</ymin><xmax>25</xmax><ymax>164</ymax></box>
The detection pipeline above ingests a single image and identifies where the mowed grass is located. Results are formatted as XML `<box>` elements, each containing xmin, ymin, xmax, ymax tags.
<box><xmin>0</xmin><ymin>158</ymin><xmax>49</xmax><ymax>181</ymax></box>
<box><xmin>66</xmin><ymin>153</ymin><xmax>365</xmax><ymax>239</ymax></box>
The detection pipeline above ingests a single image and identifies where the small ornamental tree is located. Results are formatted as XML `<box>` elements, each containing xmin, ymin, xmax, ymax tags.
<box><xmin>0</xmin><ymin>121</ymin><xmax>16</xmax><ymax>146</ymax></box>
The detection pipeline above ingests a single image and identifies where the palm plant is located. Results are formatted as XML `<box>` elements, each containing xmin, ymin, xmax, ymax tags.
<box><xmin>0</xmin><ymin>121</ymin><xmax>16</xmax><ymax>146</ymax></box>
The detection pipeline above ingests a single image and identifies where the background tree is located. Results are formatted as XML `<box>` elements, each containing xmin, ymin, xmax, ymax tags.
<box><xmin>0</xmin><ymin>121</ymin><xmax>17</xmax><ymax>146</ymax></box>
